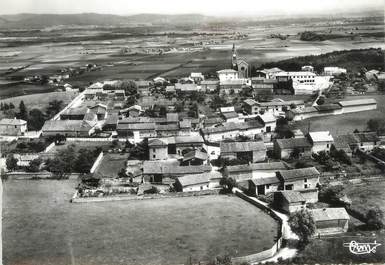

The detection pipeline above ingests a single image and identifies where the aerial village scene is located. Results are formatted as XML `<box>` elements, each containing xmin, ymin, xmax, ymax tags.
<box><xmin>0</xmin><ymin>1</ymin><xmax>385</xmax><ymax>265</ymax></box>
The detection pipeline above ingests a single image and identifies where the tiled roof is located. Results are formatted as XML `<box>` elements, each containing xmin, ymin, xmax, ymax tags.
<box><xmin>338</xmin><ymin>98</ymin><xmax>377</xmax><ymax>107</ymax></box>
<box><xmin>275</xmin><ymin>137</ymin><xmax>312</xmax><ymax>149</ymax></box>
<box><xmin>143</xmin><ymin>161</ymin><xmax>211</xmax><ymax>175</ymax></box>
<box><xmin>354</xmin><ymin>132</ymin><xmax>379</xmax><ymax>143</ymax></box>
<box><xmin>117</xmin><ymin>123</ymin><xmax>155</xmax><ymax>131</ymax></box>
<box><xmin>227</xmin><ymin>161</ymin><xmax>288</xmax><ymax>173</ymax></box>
<box><xmin>177</xmin><ymin>173</ymin><xmax>209</xmax><ymax>187</ymax></box>
<box><xmin>221</xmin><ymin>141</ymin><xmax>266</xmax><ymax>153</ymax></box>
<box><xmin>279</xmin><ymin>190</ymin><xmax>306</xmax><ymax>203</ymax></box>
<box><xmin>250</xmin><ymin>176</ymin><xmax>280</xmax><ymax>185</ymax></box>
<box><xmin>244</xmin><ymin>98</ymin><xmax>258</xmax><ymax>106</ymax></box>
<box><xmin>0</xmin><ymin>118</ymin><xmax>26</xmax><ymax>126</ymax></box>
<box><xmin>42</xmin><ymin>120</ymin><xmax>94</xmax><ymax>132</ymax></box>
<box><xmin>314</xmin><ymin>104</ymin><xmax>342</xmax><ymax>112</ymax></box>
<box><xmin>308</xmin><ymin>131</ymin><xmax>334</xmax><ymax>142</ymax></box>
<box><xmin>201</xmin><ymin>121</ymin><xmax>264</xmax><ymax>134</ymax></box>
<box><xmin>278</xmin><ymin>167</ymin><xmax>320</xmax><ymax>181</ymax></box>
<box><xmin>311</xmin><ymin>208</ymin><xmax>350</xmax><ymax>221</ymax></box>
<box><xmin>183</xmin><ymin>149</ymin><xmax>208</xmax><ymax>162</ymax></box>
<box><xmin>222</xmin><ymin>111</ymin><xmax>239</xmax><ymax>119</ymax></box>
<box><xmin>148</xmin><ymin>138</ymin><xmax>168</xmax><ymax>147</ymax></box>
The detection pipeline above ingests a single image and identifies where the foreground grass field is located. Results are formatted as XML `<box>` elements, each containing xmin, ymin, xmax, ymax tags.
<box><xmin>3</xmin><ymin>180</ymin><xmax>278</xmax><ymax>265</ymax></box>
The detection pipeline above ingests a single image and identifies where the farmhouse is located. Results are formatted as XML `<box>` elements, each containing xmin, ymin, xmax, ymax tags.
<box><xmin>338</xmin><ymin>98</ymin><xmax>377</xmax><ymax>114</ymax></box>
<box><xmin>324</xmin><ymin>67</ymin><xmax>347</xmax><ymax>76</ymax></box>
<box><xmin>102</xmin><ymin>113</ymin><xmax>119</xmax><ymax>131</ymax></box>
<box><xmin>60</xmin><ymin>107</ymin><xmax>89</xmax><ymax>120</ymax></box>
<box><xmin>182</xmin><ymin>149</ymin><xmax>208</xmax><ymax>165</ymax></box>
<box><xmin>200</xmin><ymin>120</ymin><xmax>264</xmax><ymax>142</ymax></box>
<box><xmin>311</xmin><ymin>208</ymin><xmax>350</xmax><ymax>236</ymax></box>
<box><xmin>42</xmin><ymin>120</ymin><xmax>96</xmax><ymax>137</ymax></box>
<box><xmin>225</xmin><ymin>161</ymin><xmax>289</xmax><ymax>182</ymax></box>
<box><xmin>275</xmin><ymin>71</ymin><xmax>331</xmax><ymax>95</ymax></box>
<box><xmin>248</xmin><ymin>176</ymin><xmax>281</xmax><ymax>196</ymax></box>
<box><xmin>217</xmin><ymin>69</ymin><xmax>238</xmax><ymax>81</ymax></box>
<box><xmin>276</xmin><ymin>167</ymin><xmax>320</xmax><ymax>191</ymax></box>
<box><xmin>243</xmin><ymin>98</ymin><xmax>305</xmax><ymax>115</ymax></box>
<box><xmin>274</xmin><ymin>137</ymin><xmax>312</xmax><ymax>159</ymax></box>
<box><xmin>273</xmin><ymin>191</ymin><xmax>307</xmax><ymax>213</ymax></box>
<box><xmin>354</xmin><ymin>132</ymin><xmax>380</xmax><ymax>152</ymax></box>
<box><xmin>175</xmin><ymin>83</ymin><xmax>199</xmax><ymax>93</ymax></box>
<box><xmin>175</xmin><ymin>171</ymin><xmax>221</xmax><ymax>192</ymax></box>
<box><xmin>219</xmin><ymin>79</ymin><xmax>248</xmax><ymax>94</ymax></box>
<box><xmin>190</xmin><ymin>72</ymin><xmax>205</xmax><ymax>83</ymax></box>
<box><xmin>220</xmin><ymin>141</ymin><xmax>266</xmax><ymax>163</ymax></box>
<box><xmin>200</xmin><ymin>80</ymin><xmax>219</xmax><ymax>92</ymax></box>
<box><xmin>307</xmin><ymin>131</ymin><xmax>334</xmax><ymax>153</ymax></box>
<box><xmin>0</xmin><ymin>118</ymin><xmax>27</xmax><ymax>136</ymax></box>
<box><xmin>255</xmin><ymin>67</ymin><xmax>284</xmax><ymax>79</ymax></box>
<box><xmin>89</xmin><ymin>104</ymin><xmax>108</xmax><ymax>120</ymax></box>
<box><xmin>333</xmin><ymin>134</ymin><xmax>358</xmax><ymax>156</ymax></box>
<box><xmin>148</xmin><ymin>138</ymin><xmax>169</xmax><ymax>160</ymax></box>
<box><xmin>221</xmin><ymin>111</ymin><xmax>240</xmax><ymax>123</ymax></box>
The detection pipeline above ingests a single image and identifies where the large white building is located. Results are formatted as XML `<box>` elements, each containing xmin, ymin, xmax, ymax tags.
<box><xmin>324</xmin><ymin>67</ymin><xmax>347</xmax><ymax>76</ymax></box>
<box><xmin>217</xmin><ymin>69</ymin><xmax>239</xmax><ymax>81</ymax></box>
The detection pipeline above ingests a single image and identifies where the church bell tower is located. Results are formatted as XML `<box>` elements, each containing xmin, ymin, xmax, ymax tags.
<box><xmin>231</xmin><ymin>43</ymin><xmax>238</xmax><ymax>70</ymax></box>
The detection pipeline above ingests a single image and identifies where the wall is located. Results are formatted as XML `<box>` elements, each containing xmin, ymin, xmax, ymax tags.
<box><xmin>90</xmin><ymin>152</ymin><xmax>104</xmax><ymax>174</ymax></box>
<box><xmin>312</xmin><ymin>141</ymin><xmax>332</xmax><ymax>153</ymax></box>
<box><xmin>149</xmin><ymin>146</ymin><xmax>168</xmax><ymax>160</ymax></box>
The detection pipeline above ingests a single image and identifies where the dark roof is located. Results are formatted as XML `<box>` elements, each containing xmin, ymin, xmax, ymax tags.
<box><xmin>61</xmin><ymin>107</ymin><xmax>88</xmax><ymax>116</ymax></box>
<box><xmin>183</xmin><ymin>150</ymin><xmax>208</xmax><ymax>162</ymax></box>
<box><xmin>314</xmin><ymin>104</ymin><xmax>342</xmax><ymax>112</ymax></box>
<box><xmin>143</xmin><ymin>161</ymin><xmax>212</xmax><ymax>175</ymax></box>
<box><xmin>177</xmin><ymin>173</ymin><xmax>209</xmax><ymax>187</ymax></box>
<box><xmin>148</xmin><ymin>138</ymin><xmax>168</xmax><ymax>147</ymax></box>
<box><xmin>227</xmin><ymin>161</ymin><xmax>289</xmax><ymax>173</ymax></box>
<box><xmin>311</xmin><ymin>208</ymin><xmax>350</xmax><ymax>221</ymax></box>
<box><xmin>354</xmin><ymin>132</ymin><xmax>379</xmax><ymax>143</ymax></box>
<box><xmin>222</xmin><ymin>111</ymin><xmax>239</xmax><ymax>120</ymax></box>
<box><xmin>278</xmin><ymin>190</ymin><xmax>306</xmax><ymax>203</ymax></box>
<box><xmin>275</xmin><ymin>137</ymin><xmax>312</xmax><ymax>149</ymax></box>
<box><xmin>117</xmin><ymin>123</ymin><xmax>155</xmax><ymax>131</ymax></box>
<box><xmin>338</xmin><ymin>99</ymin><xmax>376</xmax><ymax>107</ymax></box>
<box><xmin>250</xmin><ymin>176</ymin><xmax>280</xmax><ymax>186</ymax></box>
<box><xmin>202</xmin><ymin>121</ymin><xmax>264</xmax><ymax>134</ymax></box>
<box><xmin>278</xmin><ymin>167</ymin><xmax>320</xmax><ymax>182</ymax></box>
<box><xmin>42</xmin><ymin>120</ymin><xmax>94</xmax><ymax>132</ymax></box>
<box><xmin>221</xmin><ymin>141</ymin><xmax>266</xmax><ymax>153</ymax></box>
<box><xmin>334</xmin><ymin>134</ymin><xmax>358</xmax><ymax>150</ymax></box>
<box><xmin>104</xmin><ymin>114</ymin><xmax>119</xmax><ymax>125</ymax></box>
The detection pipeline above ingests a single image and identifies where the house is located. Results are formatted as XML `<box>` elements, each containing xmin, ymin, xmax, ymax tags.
<box><xmin>89</xmin><ymin>104</ymin><xmax>108</xmax><ymax>120</ymax></box>
<box><xmin>221</xmin><ymin>111</ymin><xmax>240</xmax><ymax>123</ymax></box>
<box><xmin>102</xmin><ymin>114</ymin><xmax>119</xmax><ymax>131</ymax></box>
<box><xmin>182</xmin><ymin>149</ymin><xmax>208</xmax><ymax>165</ymax></box>
<box><xmin>307</xmin><ymin>131</ymin><xmax>334</xmax><ymax>153</ymax></box>
<box><xmin>175</xmin><ymin>173</ymin><xmax>210</xmax><ymax>192</ymax></box>
<box><xmin>117</xmin><ymin>122</ymin><xmax>156</xmax><ymax>139</ymax></box>
<box><xmin>338</xmin><ymin>99</ymin><xmax>377</xmax><ymax>114</ymax></box>
<box><xmin>190</xmin><ymin>72</ymin><xmax>205</xmax><ymax>83</ymax></box>
<box><xmin>217</xmin><ymin>69</ymin><xmax>238</xmax><ymax>81</ymax></box>
<box><xmin>153</xmin><ymin>76</ymin><xmax>166</xmax><ymax>84</ymax></box>
<box><xmin>250</xmin><ymin>77</ymin><xmax>277</xmax><ymax>93</ymax></box>
<box><xmin>365</xmin><ymin>69</ymin><xmax>380</xmax><ymax>80</ymax></box>
<box><xmin>219</xmin><ymin>79</ymin><xmax>248</xmax><ymax>94</ymax></box>
<box><xmin>274</xmin><ymin>137</ymin><xmax>312</xmax><ymax>159</ymax></box>
<box><xmin>126</xmin><ymin>105</ymin><xmax>143</xmax><ymax>117</ymax></box>
<box><xmin>258</xmin><ymin>113</ymin><xmax>277</xmax><ymax>134</ymax></box>
<box><xmin>332</xmin><ymin>134</ymin><xmax>357</xmax><ymax>156</ymax></box>
<box><xmin>135</xmin><ymin>80</ymin><xmax>152</xmax><ymax>96</ymax></box>
<box><xmin>175</xmin><ymin>83</ymin><xmax>199</xmax><ymax>93</ymax></box>
<box><xmin>60</xmin><ymin>107</ymin><xmax>88</xmax><ymax>120</ymax></box>
<box><xmin>0</xmin><ymin>118</ymin><xmax>27</xmax><ymax>136</ymax></box>
<box><xmin>243</xmin><ymin>98</ymin><xmax>305</xmax><ymax>115</ymax></box>
<box><xmin>148</xmin><ymin>138</ymin><xmax>169</xmax><ymax>160</ymax></box>
<box><xmin>324</xmin><ymin>67</ymin><xmax>347</xmax><ymax>76</ymax></box>
<box><xmin>200</xmin><ymin>80</ymin><xmax>219</xmax><ymax>92</ymax></box>
<box><xmin>311</xmin><ymin>208</ymin><xmax>350</xmax><ymax>236</ymax></box>
<box><xmin>301</xmin><ymin>65</ymin><xmax>314</xmax><ymax>72</ymax></box>
<box><xmin>354</xmin><ymin>132</ymin><xmax>380</xmax><ymax>152</ymax></box>
<box><xmin>273</xmin><ymin>191</ymin><xmax>307</xmax><ymax>213</ymax></box>
<box><xmin>255</xmin><ymin>68</ymin><xmax>284</xmax><ymax>79</ymax></box>
<box><xmin>275</xmin><ymin>72</ymin><xmax>332</xmax><ymax>95</ymax></box>
<box><xmin>41</xmin><ymin>120</ymin><xmax>96</xmax><ymax>137</ymax></box>
<box><xmin>248</xmin><ymin>176</ymin><xmax>281</xmax><ymax>196</ymax></box>
<box><xmin>276</xmin><ymin>167</ymin><xmax>320</xmax><ymax>191</ymax></box>
<box><xmin>225</xmin><ymin>161</ymin><xmax>289</xmax><ymax>182</ymax></box>
<box><xmin>13</xmin><ymin>153</ymin><xmax>40</xmax><ymax>167</ymax></box>
<box><xmin>142</xmin><ymin>161</ymin><xmax>212</xmax><ymax>182</ymax></box>
<box><xmin>220</xmin><ymin>141</ymin><xmax>266</xmax><ymax>163</ymax></box>
<box><xmin>165</xmin><ymin>85</ymin><xmax>176</xmax><ymax>93</ymax></box>
<box><xmin>201</xmin><ymin>120</ymin><xmax>264</xmax><ymax>142</ymax></box>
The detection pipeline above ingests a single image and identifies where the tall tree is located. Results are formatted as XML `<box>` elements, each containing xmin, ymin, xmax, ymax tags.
<box><xmin>288</xmin><ymin>209</ymin><xmax>316</xmax><ymax>247</ymax></box>
<box><xmin>28</xmin><ymin>109</ymin><xmax>46</xmax><ymax>131</ymax></box>
<box><xmin>6</xmin><ymin>154</ymin><xmax>18</xmax><ymax>171</ymax></box>
<box><xmin>46</xmin><ymin>100</ymin><xmax>63</xmax><ymax>118</ymax></box>
<box><xmin>18</xmin><ymin>100</ymin><xmax>28</xmax><ymax>121</ymax></box>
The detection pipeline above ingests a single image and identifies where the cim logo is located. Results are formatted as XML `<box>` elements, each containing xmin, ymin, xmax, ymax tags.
<box><xmin>343</xmin><ymin>240</ymin><xmax>382</xmax><ymax>255</ymax></box>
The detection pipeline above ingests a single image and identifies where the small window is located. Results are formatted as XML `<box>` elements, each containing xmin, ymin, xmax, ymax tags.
<box><xmin>153</xmin><ymin>154</ymin><xmax>156</xmax><ymax>158</ymax></box>
<box><xmin>304</xmin><ymin>178</ymin><xmax>308</xmax><ymax>183</ymax></box>
<box><xmin>304</xmin><ymin>184</ymin><xmax>308</xmax><ymax>189</ymax></box>
<box><xmin>266</xmin><ymin>184</ymin><xmax>270</xmax><ymax>189</ymax></box>
<box><xmin>327</xmin><ymin>144</ymin><xmax>329</xmax><ymax>148</ymax></box>
<box><xmin>153</xmin><ymin>148</ymin><xmax>155</xmax><ymax>152</ymax></box>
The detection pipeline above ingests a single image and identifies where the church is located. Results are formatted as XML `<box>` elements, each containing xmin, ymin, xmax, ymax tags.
<box><xmin>231</xmin><ymin>44</ymin><xmax>249</xmax><ymax>78</ymax></box>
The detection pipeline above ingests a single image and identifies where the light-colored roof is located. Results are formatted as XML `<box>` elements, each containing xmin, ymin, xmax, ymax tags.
<box><xmin>201</xmin><ymin>80</ymin><xmax>219</xmax><ymax>85</ymax></box>
<box><xmin>148</xmin><ymin>138</ymin><xmax>168</xmax><ymax>147</ymax></box>
<box><xmin>311</xmin><ymin>208</ymin><xmax>350</xmax><ymax>221</ymax></box>
<box><xmin>143</xmin><ymin>161</ymin><xmax>211</xmax><ymax>175</ymax></box>
<box><xmin>244</xmin><ymin>98</ymin><xmax>258</xmax><ymax>106</ymax></box>
<box><xmin>217</xmin><ymin>69</ymin><xmax>237</xmax><ymax>74</ymax></box>
<box><xmin>275</xmin><ymin>71</ymin><xmax>316</xmax><ymax>77</ymax></box>
<box><xmin>251</xmin><ymin>176</ymin><xmax>280</xmax><ymax>185</ymax></box>
<box><xmin>308</xmin><ymin>131</ymin><xmax>334</xmax><ymax>142</ymax></box>
<box><xmin>177</xmin><ymin>173</ymin><xmax>209</xmax><ymax>187</ymax></box>
<box><xmin>338</xmin><ymin>98</ymin><xmax>377</xmax><ymax>107</ymax></box>
<box><xmin>183</xmin><ymin>149</ymin><xmax>208</xmax><ymax>162</ymax></box>
<box><xmin>220</xmin><ymin>79</ymin><xmax>246</xmax><ymax>86</ymax></box>
<box><xmin>259</xmin><ymin>113</ymin><xmax>276</xmax><ymax>123</ymax></box>
<box><xmin>0</xmin><ymin>118</ymin><xmax>27</xmax><ymax>126</ymax></box>
<box><xmin>42</xmin><ymin>120</ymin><xmax>94</xmax><ymax>132</ymax></box>
<box><xmin>201</xmin><ymin>121</ymin><xmax>264</xmax><ymax>134</ymax></box>
<box><xmin>221</xmin><ymin>141</ymin><xmax>266</xmax><ymax>153</ymax></box>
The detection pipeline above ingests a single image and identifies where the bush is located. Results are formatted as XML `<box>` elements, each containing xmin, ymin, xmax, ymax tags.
<box><xmin>366</xmin><ymin>208</ymin><xmax>384</xmax><ymax>230</ymax></box>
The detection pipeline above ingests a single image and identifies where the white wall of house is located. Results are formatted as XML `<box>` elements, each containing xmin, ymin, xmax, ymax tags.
<box><xmin>312</xmin><ymin>141</ymin><xmax>333</xmax><ymax>154</ymax></box>
<box><xmin>182</xmin><ymin>183</ymin><xmax>210</xmax><ymax>192</ymax></box>
<box><xmin>149</xmin><ymin>146</ymin><xmax>168</xmax><ymax>160</ymax></box>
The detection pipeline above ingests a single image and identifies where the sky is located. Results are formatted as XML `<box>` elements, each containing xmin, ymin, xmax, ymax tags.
<box><xmin>0</xmin><ymin>0</ymin><xmax>383</xmax><ymax>16</ymax></box>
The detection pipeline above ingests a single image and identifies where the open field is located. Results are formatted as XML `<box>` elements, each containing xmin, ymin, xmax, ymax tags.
<box><xmin>46</xmin><ymin>141</ymin><xmax>115</xmax><ymax>154</ymax></box>
<box><xmin>344</xmin><ymin>180</ymin><xmax>385</xmax><ymax>222</ymax></box>
<box><xmin>94</xmin><ymin>153</ymin><xmax>130</xmax><ymax>178</ymax></box>
<box><xmin>294</xmin><ymin>94</ymin><xmax>385</xmax><ymax>135</ymax></box>
<box><xmin>3</xmin><ymin>180</ymin><xmax>278</xmax><ymax>265</ymax></box>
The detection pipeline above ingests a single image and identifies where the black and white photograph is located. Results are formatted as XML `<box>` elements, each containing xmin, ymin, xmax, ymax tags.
<box><xmin>0</xmin><ymin>0</ymin><xmax>384</xmax><ymax>264</ymax></box>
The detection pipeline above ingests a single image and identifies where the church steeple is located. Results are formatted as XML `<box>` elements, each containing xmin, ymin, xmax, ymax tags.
<box><xmin>231</xmin><ymin>43</ymin><xmax>238</xmax><ymax>70</ymax></box>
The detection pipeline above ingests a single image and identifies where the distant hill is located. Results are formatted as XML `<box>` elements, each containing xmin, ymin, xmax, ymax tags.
<box><xmin>0</xmin><ymin>13</ymin><xmax>215</xmax><ymax>29</ymax></box>
<box><xmin>259</xmin><ymin>48</ymin><xmax>385</xmax><ymax>72</ymax></box>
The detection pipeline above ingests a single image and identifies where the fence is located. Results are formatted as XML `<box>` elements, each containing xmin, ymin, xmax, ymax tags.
<box><xmin>66</xmin><ymin>137</ymin><xmax>114</xmax><ymax>142</ymax></box>
<box><xmin>232</xmin><ymin>190</ymin><xmax>284</xmax><ymax>264</ymax></box>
